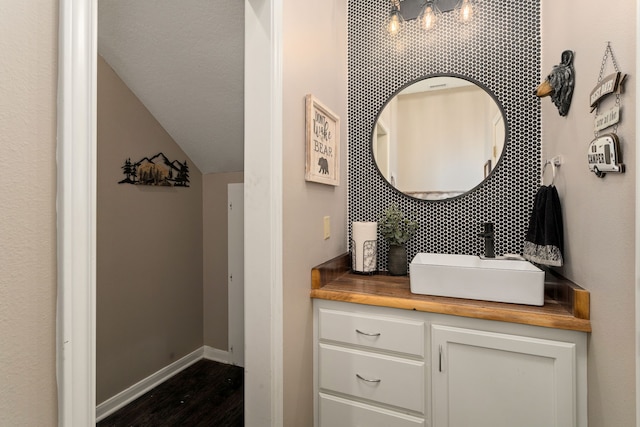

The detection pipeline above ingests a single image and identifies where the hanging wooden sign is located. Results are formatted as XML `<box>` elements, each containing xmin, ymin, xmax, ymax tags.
<box><xmin>589</xmin><ymin>72</ymin><xmax>625</xmax><ymax>110</ymax></box>
<box><xmin>588</xmin><ymin>42</ymin><xmax>627</xmax><ymax>178</ymax></box>
<box><xmin>587</xmin><ymin>134</ymin><xmax>624</xmax><ymax>178</ymax></box>
<box><xmin>593</xmin><ymin>105</ymin><xmax>620</xmax><ymax>132</ymax></box>
<box><xmin>305</xmin><ymin>94</ymin><xmax>340</xmax><ymax>186</ymax></box>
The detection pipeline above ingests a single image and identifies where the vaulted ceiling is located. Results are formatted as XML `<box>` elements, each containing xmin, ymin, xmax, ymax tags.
<box><xmin>98</xmin><ymin>0</ymin><xmax>244</xmax><ymax>174</ymax></box>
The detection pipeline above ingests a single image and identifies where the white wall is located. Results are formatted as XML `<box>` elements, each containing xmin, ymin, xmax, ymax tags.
<box><xmin>395</xmin><ymin>86</ymin><xmax>494</xmax><ymax>192</ymax></box>
<box><xmin>282</xmin><ymin>0</ymin><xmax>348</xmax><ymax>424</ymax></box>
<box><xmin>0</xmin><ymin>0</ymin><xmax>58</xmax><ymax>424</ymax></box>
<box><xmin>542</xmin><ymin>1</ymin><xmax>636</xmax><ymax>425</ymax></box>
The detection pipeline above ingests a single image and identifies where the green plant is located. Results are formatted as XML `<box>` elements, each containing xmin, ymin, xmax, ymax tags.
<box><xmin>378</xmin><ymin>203</ymin><xmax>419</xmax><ymax>246</ymax></box>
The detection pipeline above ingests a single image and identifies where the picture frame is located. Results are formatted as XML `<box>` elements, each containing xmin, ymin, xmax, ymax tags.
<box><xmin>305</xmin><ymin>94</ymin><xmax>340</xmax><ymax>186</ymax></box>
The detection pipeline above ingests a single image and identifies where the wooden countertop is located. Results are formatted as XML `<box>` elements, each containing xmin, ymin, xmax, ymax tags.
<box><xmin>311</xmin><ymin>253</ymin><xmax>591</xmax><ymax>333</ymax></box>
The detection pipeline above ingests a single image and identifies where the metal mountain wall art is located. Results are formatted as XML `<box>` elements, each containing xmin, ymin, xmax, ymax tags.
<box><xmin>119</xmin><ymin>152</ymin><xmax>190</xmax><ymax>187</ymax></box>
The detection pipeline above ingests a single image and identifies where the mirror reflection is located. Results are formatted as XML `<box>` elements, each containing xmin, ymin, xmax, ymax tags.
<box><xmin>372</xmin><ymin>75</ymin><xmax>506</xmax><ymax>201</ymax></box>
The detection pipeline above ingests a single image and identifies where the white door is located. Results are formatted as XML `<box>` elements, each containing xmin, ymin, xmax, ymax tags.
<box><xmin>432</xmin><ymin>324</ymin><xmax>576</xmax><ymax>427</ymax></box>
<box><xmin>228</xmin><ymin>183</ymin><xmax>244</xmax><ymax>367</ymax></box>
<box><xmin>374</xmin><ymin>122</ymin><xmax>390</xmax><ymax>179</ymax></box>
<box><xmin>491</xmin><ymin>112</ymin><xmax>505</xmax><ymax>165</ymax></box>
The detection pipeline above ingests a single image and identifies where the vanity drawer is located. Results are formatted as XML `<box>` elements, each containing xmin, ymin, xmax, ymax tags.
<box><xmin>319</xmin><ymin>343</ymin><xmax>425</xmax><ymax>413</ymax></box>
<box><xmin>319</xmin><ymin>393</ymin><xmax>425</xmax><ymax>427</ymax></box>
<box><xmin>319</xmin><ymin>308</ymin><xmax>425</xmax><ymax>357</ymax></box>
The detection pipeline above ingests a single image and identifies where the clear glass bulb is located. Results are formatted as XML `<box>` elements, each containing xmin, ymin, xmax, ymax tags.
<box><xmin>387</xmin><ymin>6</ymin><xmax>404</xmax><ymax>36</ymax></box>
<box><xmin>457</xmin><ymin>0</ymin><xmax>474</xmax><ymax>23</ymax></box>
<box><xmin>419</xmin><ymin>2</ymin><xmax>440</xmax><ymax>32</ymax></box>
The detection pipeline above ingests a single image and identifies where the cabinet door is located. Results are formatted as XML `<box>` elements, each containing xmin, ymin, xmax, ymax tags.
<box><xmin>432</xmin><ymin>325</ymin><xmax>576</xmax><ymax>427</ymax></box>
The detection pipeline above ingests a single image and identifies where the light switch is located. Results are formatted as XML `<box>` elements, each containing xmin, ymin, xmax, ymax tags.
<box><xmin>323</xmin><ymin>216</ymin><xmax>330</xmax><ymax>240</ymax></box>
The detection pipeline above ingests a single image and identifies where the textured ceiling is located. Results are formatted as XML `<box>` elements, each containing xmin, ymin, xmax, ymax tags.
<box><xmin>98</xmin><ymin>0</ymin><xmax>244</xmax><ymax>174</ymax></box>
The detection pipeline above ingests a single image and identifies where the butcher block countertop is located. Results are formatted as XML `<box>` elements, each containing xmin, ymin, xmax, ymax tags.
<box><xmin>311</xmin><ymin>253</ymin><xmax>591</xmax><ymax>333</ymax></box>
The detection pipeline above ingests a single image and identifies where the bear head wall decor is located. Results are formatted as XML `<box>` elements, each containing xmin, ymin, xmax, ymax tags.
<box><xmin>536</xmin><ymin>50</ymin><xmax>575</xmax><ymax>117</ymax></box>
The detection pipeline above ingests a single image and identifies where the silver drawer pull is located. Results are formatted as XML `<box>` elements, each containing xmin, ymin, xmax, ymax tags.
<box><xmin>355</xmin><ymin>329</ymin><xmax>381</xmax><ymax>337</ymax></box>
<box><xmin>356</xmin><ymin>373</ymin><xmax>381</xmax><ymax>383</ymax></box>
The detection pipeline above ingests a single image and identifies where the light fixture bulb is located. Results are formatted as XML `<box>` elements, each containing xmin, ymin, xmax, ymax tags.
<box><xmin>456</xmin><ymin>0</ymin><xmax>475</xmax><ymax>23</ymax></box>
<box><xmin>419</xmin><ymin>1</ymin><xmax>441</xmax><ymax>32</ymax></box>
<box><xmin>387</xmin><ymin>5</ymin><xmax>404</xmax><ymax>36</ymax></box>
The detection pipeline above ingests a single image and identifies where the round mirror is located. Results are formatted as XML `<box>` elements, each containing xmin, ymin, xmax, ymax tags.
<box><xmin>372</xmin><ymin>74</ymin><xmax>507</xmax><ymax>201</ymax></box>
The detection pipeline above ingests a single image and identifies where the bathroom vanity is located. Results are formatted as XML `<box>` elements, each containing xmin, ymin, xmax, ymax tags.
<box><xmin>311</xmin><ymin>254</ymin><xmax>590</xmax><ymax>427</ymax></box>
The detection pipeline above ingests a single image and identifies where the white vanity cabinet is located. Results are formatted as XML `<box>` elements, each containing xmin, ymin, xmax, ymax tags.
<box><xmin>313</xmin><ymin>299</ymin><xmax>588</xmax><ymax>427</ymax></box>
<box><xmin>314</xmin><ymin>301</ymin><xmax>428</xmax><ymax>427</ymax></box>
<box><xmin>432</xmin><ymin>324</ymin><xmax>584</xmax><ymax>427</ymax></box>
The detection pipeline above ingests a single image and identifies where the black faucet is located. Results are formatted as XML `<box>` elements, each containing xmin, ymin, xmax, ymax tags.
<box><xmin>478</xmin><ymin>222</ymin><xmax>495</xmax><ymax>258</ymax></box>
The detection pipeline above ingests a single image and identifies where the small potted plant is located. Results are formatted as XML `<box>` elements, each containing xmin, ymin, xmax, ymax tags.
<box><xmin>378</xmin><ymin>203</ymin><xmax>419</xmax><ymax>275</ymax></box>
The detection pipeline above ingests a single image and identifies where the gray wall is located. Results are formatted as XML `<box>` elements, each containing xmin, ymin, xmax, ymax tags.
<box><xmin>97</xmin><ymin>56</ymin><xmax>204</xmax><ymax>404</ymax></box>
<box><xmin>542</xmin><ymin>1</ymin><xmax>636</xmax><ymax>424</ymax></box>
<box><xmin>0</xmin><ymin>0</ymin><xmax>58</xmax><ymax>424</ymax></box>
<box><xmin>282</xmin><ymin>0</ymin><xmax>349</xmax><ymax>424</ymax></box>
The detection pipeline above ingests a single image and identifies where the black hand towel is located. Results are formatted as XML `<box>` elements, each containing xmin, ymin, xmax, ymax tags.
<box><xmin>523</xmin><ymin>185</ymin><xmax>564</xmax><ymax>267</ymax></box>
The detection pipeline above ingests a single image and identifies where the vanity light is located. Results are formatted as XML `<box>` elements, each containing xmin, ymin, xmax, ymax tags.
<box><xmin>386</xmin><ymin>0</ymin><xmax>474</xmax><ymax>35</ymax></box>
<box><xmin>418</xmin><ymin>1</ymin><xmax>441</xmax><ymax>32</ymax></box>
<box><xmin>455</xmin><ymin>0</ymin><xmax>475</xmax><ymax>23</ymax></box>
<box><xmin>387</xmin><ymin>1</ymin><xmax>405</xmax><ymax>36</ymax></box>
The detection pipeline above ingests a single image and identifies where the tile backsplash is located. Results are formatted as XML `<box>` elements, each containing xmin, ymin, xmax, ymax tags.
<box><xmin>348</xmin><ymin>0</ymin><xmax>542</xmax><ymax>270</ymax></box>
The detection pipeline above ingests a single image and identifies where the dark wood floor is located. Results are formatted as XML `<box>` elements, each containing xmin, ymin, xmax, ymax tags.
<box><xmin>97</xmin><ymin>359</ymin><xmax>243</xmax><ymax>427</ymax></box>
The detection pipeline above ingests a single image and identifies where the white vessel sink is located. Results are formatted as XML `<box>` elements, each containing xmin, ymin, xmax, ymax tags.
<box><xmin>409</xmin><ymin>253</ymin><xmax>545</xmax><ymax>306</ymax></box>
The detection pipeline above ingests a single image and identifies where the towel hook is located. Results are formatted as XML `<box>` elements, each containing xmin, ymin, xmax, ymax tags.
<box><xmin>543</xmin><ymin>156</ymin><xmax>562</xmax><ymax>186</ymax></box>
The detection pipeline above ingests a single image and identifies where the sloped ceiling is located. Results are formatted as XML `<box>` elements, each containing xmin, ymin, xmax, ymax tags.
<box><xmin>98</xmin><ymin>0</ymin><xmax>244</xmax><ymax>174</ymax></box>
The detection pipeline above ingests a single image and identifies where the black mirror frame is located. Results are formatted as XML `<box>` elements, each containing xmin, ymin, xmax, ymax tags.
<box><xmin>370</xmin><ymin>72</ymin><xmax>510</xmax><ymax>202</ymax></box>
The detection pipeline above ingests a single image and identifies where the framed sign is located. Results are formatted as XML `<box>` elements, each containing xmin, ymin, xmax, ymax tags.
<box><xmin>305</xmin><ymin>94</ymin><xmax>340</xmax><ymax>186</ymax></box>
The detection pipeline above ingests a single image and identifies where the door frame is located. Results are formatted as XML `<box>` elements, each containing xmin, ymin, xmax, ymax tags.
<box><xmin>228</xmin><ymin>183</ymin><xmax>245</xmax><ymax>367</ymax></box>
<box><xmin>636</xmin><ymin>2</ymin><xmax>640</xmax><ymax>424</ymax></box>
<box><xmin>56</xmin><ymin>0</ymin><xmax>97</xmax><ymax>424</ymax></box>
<box><xmin>56</xmin><ymin>0</ymin><xmax>284</xmax><ymax>425</ymax></box>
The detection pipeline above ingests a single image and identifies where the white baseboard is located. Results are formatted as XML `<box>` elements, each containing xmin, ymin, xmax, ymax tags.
<box><xmin>95</xmin><ymin>347</ymin><xmax>203</xmax><ymax>421</ymax></box>
<box><xmin>203</xmin><ymin>345</ymin><xmax>231</xmax><ymax>364</ymax></box>
<box><xmin>95</xmin><ymin>346</ymin><xmax>232</xmax><ymax>421</ymax></box>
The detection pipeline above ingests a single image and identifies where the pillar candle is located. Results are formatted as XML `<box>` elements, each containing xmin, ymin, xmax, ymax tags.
<box><xmin>352</xmin><ymin>222</ymin><xmax>377</xmax><ymax>273</ymax></box>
